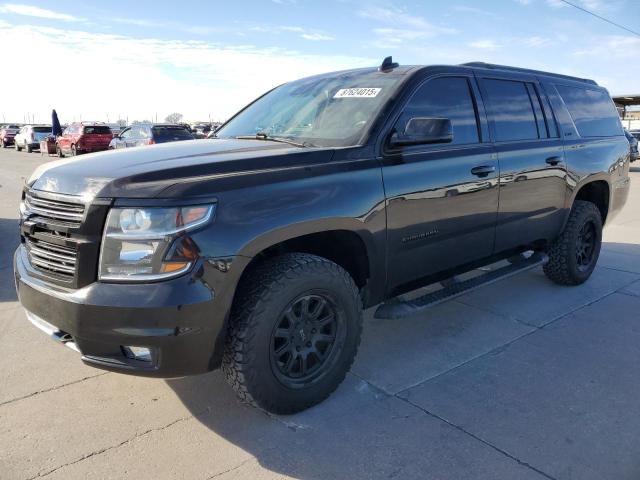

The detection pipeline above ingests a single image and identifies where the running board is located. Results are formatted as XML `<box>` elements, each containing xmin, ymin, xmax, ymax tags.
<box><xmin>374</xmin><ymin>252</ymin><xmax>548</xmax><ymax>320</ymax></box>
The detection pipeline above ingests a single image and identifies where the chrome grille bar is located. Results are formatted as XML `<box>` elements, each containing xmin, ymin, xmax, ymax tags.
<box><xmin>25</xmin><ymin>238</ymin><xmax>77</xmax><ymax>277</ymax></box>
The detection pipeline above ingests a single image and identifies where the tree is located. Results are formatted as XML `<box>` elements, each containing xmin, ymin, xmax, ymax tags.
<box><xmin>165</xmin><ymin>112</ymin><xmax>183</xmax><ymax>124</ymax></box>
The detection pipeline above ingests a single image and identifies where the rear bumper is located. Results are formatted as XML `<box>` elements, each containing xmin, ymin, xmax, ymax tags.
<box><xmin>14</xmin><ymin>245</ymin><xmax>243</xmax><ymax>377</ymax></box>
<box><xmin>77</xmin><ymin>144</ymin><xmax>110</xmax><ymax>153</ymax></box>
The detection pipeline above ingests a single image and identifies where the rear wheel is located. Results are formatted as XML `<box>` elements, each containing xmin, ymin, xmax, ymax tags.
<box><xmin>543</xmin><ymin>200</ymin><xmax>602</xmax><ymax>285</ymax></box>
<box><xmin>1</xmin><ymin>140</ymin><xmax>5</xmax><ymax>148</ymax></box>
<box><xmin>223</xmin><ymin>253</ymin><xmax>363</xmax><ymax>414</ymax></box>
<box><xmin>14</xmin><ymin>141</ymin><xmax>21</xmax><ymax>151</ymax></box>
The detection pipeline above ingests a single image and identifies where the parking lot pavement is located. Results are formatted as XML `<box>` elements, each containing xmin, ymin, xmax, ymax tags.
<box><xmin>0</xmin><ymin>148</ymin><xmax>638</xmax><ymax>480</ymax></box>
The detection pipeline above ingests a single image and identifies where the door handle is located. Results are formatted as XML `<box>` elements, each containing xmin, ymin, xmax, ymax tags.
<box><xmin>471</xmin><ymin>165</ymin><xmax>496</xmax><ymax>177</ymax></box>
<box><xmin>545</xmin><ymin>156</ymin><xmax>562</xmax><ymax>166</ymax></box>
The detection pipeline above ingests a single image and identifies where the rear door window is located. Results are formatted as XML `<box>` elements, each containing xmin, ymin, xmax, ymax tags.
<box><xmin>481</xmin><ymin>79</ymin><xmax>539</xmax><ymax>142</ymax></box>
<box><xmin>555</xmin><ymin>85</ymin><xmax>622</xmax><ymax>137</ymax></box>
<box><xmin>398</xmin><ymin>76</ymin><xmax>480</xmax><ymax>145</ymax></box>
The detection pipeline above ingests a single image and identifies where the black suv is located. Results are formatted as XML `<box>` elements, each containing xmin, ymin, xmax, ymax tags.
<box><xmin>109</xmin><ymin>123</ymin><xmax>195</xmax><ymax>149</ymax></box>
<box><xmin>15</xmin><ymin>60</ymin><xmax>631</xmax><ymax>414</ymax></box>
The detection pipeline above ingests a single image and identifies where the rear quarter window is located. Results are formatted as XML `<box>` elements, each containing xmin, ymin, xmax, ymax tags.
<box><xmin>555</xmin><ymin>85</ymin><xmax>622</xmax><ymax>137</ymax></box>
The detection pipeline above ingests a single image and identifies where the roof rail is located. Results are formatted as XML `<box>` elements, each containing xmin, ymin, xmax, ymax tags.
<box><xmin>462</xmin><ymin>62</ymin><xmax>597</xmax><ymax>85</ymax></box>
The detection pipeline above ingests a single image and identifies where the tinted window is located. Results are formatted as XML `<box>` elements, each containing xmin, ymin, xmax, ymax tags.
<box><xmin>83</xmin><ymin>125</ymin><xmax>112</xmax><ymax>135</ymax></box>
<box><xmin>399</xmin><ymin>77</ymin><xmax>479</xmax><ymax>145</ymax></box>
<box><xmin>555</xmin><ymin>85</ymin><xmax>622</xmax><ymax>137</ymax></box>
<box><xmin>33</xmin><ymin>127</ymin><xmax>51</xmax><ymax>133</ymax></box>
<box><xmin>152</xmin><ymin>126</ymin><xmax>194</xmax><ymax>142</ymax></box>
<box><xmin>482</xmin><ymin>79</ymin><xmax>539</xmax><ymax>142</ymax></box>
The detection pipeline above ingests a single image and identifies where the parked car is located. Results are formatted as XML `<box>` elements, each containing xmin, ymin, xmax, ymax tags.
<box><xmin>56</xmin><ymin>122</ymin><xmax>113</xmax><ymax>157</ymax></box>
<box><xmin>0</xmin><ymin>124</ymin><xmax>21</xmax><ymax>147</ymax></box>
<box><xmin>15</xmin><ymin>60</ymin><xmax>630</xmax><ymax>414</ymax></box>
<box><xmin>106</xmin><ymin>123</ymin><xmax>124</xmax><ymax>138</ymax></box>
<box><xmin>624</xmin><ymin>129</ymin><xmax>639</xmax><ymax>162</ymax></box>
<box><xmin>109</xmin><ymin>123</ymin><xmax>195</xmax><ymax>149</ymax></box>
<box><xmin>14</xmin><ymin>125</ymin><xmax>52</xmax><ymax>153</ymax></box>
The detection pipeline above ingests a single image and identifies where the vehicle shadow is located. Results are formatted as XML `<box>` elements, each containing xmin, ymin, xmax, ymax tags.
<box><xmin>0</xmin><ymin>217</ymin><xmax>19</xmax><ymax>303</ymax></box>
<box><xmin>166</xmin><ymin>241</ymin><xmax>640</xmax><ymax>479</ymax></box>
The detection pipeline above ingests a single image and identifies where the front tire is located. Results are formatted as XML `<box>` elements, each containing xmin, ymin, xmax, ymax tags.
<box><xmin>543</xmin><ymin>200</ymin><xmax>602</xmax><ymax>285</ymax></box>
<box><xmin>71</xmin><ymin>144</ymin><xmax>77</xmax><ymax>156</ymax></box>
<box><xmin>56</xmin><ymin>145</ymin><xmax>64</xmax><ymax>158</ymax></box>
<box><xmin>223</xmin><ymin>253</ymin><xmax>363</xmax><ymax>414</ymax></box>
<box><xmin>14</xmin><ymin>141</ymin><xmax>21</xmax><ymax>151</ymax></box>
<box><xmin>26</xmin><ymin>142</ymin><xmax>32</xmax><ymax>153</ymax></box>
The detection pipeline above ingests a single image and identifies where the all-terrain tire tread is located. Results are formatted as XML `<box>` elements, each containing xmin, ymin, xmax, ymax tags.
<box><xmin>222</xmin><ymin>252</ymin><xmax>362</xmax><ymax>413</ymax></box>
<box><xmin>543</xmin><ymin>200</ymin><xmax>601</xmax><ymax>285</ymax></box>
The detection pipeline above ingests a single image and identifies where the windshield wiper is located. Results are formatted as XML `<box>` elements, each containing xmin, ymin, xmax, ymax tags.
<box><xmin>234</xmin><ymin>132</ymin><xmax>311</xmax><ymax>148</ymax></box>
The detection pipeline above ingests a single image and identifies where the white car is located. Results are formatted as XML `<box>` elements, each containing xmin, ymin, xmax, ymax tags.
<box><xmin>14</xmin><ymin>125</ymin><xmax>52</xmax><ymax>153</ymax></box>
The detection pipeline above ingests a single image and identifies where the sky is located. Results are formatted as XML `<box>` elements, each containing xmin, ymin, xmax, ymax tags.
<box><xmin>0</xmin><ymin>0</ymin><xmax>638</xmax><ymax>124</ymax></box>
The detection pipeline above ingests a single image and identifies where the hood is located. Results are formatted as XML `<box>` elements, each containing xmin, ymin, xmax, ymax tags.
<box><xmin>29</xmin><ymin>139</ymin><xmax>333</xmax><ymax>199</ymax></box>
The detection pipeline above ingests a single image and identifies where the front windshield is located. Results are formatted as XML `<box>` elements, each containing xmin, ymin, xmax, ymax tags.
<box><xmin>215</xmin><ymin>69</ymin><xmax>405</xmax><ymax>148</ymax></box>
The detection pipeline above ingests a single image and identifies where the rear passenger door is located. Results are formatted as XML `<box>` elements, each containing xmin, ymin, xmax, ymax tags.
<box><xmin>382</xmin><ymin>74</ymin><xmax>499</xmax><ymax>292</ymax></box>
<box><xmin>477</xmin><ymin>75</ymin><xmax>566</xmax><ymax>253</ymax></box>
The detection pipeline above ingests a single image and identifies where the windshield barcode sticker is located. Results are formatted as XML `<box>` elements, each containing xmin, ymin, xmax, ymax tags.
<box><xmin>334</xmin><ymin>88</ymin><xmax>381</xmax><ymax>98</ymax></box>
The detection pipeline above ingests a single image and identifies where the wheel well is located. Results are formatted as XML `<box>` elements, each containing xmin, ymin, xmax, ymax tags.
<box><xmin>244</xmin><ymin>230</ymin><xmax>370</xmax><ymax>290</ymax></box>
<box><xmin>574</xmin><ymin>181</ymin><xmax>609</xmax><ymax>223</ymax></box>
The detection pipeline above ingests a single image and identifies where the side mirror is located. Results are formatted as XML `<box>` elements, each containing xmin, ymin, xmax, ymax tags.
<box><xmin>390</xmin><ymin>117</ymin><xmax>453</xmax><ymax>147</ymax></box>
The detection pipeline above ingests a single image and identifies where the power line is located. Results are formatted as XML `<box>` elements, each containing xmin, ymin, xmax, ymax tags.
<box><xmin>558</xmin><ymin>0</ymin><xmax>640</xmax><ymax>37</ymax></box>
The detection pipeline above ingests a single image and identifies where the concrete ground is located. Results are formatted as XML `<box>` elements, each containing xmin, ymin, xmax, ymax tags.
<box><xmin>0</xmin><ymin>147</ymin><xmax>639</xmax><ymax>480</ymax></box>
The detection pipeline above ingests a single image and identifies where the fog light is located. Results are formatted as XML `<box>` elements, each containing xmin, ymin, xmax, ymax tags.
<box><xmin>122</xmin><ymin>346</ymin><xmax>152</xmax><ymax>362</ymax></box>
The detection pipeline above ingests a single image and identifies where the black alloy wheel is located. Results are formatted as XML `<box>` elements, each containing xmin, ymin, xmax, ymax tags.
<box><xmin>576</xmin><ymin>220</ymin><xmax>597</xmax><ymax>272</ymax></box>
<box><xmin>270</xmin><ymin>293</ymin><xmax>345</xmax><ymax>387</ymax></box>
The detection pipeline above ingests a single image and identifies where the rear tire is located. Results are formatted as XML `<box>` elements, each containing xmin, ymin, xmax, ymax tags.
<box><xmin>223</xmin><ymin>253</ymin><xmax>363</xmax><ymax>414</ymax></box>
<box><xmin>543</xmin><ymin>200</ymin><xmax>602</xmax><ymax>285</ymax></box>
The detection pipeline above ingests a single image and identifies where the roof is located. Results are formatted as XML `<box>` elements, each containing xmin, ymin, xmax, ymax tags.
<box><xmin>462</xmin><ymin>62</ymin><xmax>597</xmax><ymax>85</ymax></box>
<box><xmin>612</xmin><ymin>95</ymin><xmax>640</xmax><ymax>107</ymax></box>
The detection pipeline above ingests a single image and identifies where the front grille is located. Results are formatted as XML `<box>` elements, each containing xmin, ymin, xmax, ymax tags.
<box><xmin>25</xmin><ymin>237</ymin><xmax>77</xmax><ymax>277</ymax></box>
<box><xmin>24</xmin><ymin>191</ymin><xmax>86</xmax><ymax>227</ymax></box>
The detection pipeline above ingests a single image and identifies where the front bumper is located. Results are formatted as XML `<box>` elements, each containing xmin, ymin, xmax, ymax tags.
<box><xmin>14</xmin><ymin>245</ymin><xmax>241</xmax><ymax>377</ymax></box>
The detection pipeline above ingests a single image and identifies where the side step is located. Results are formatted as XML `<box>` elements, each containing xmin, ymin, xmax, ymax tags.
<box><xmin>374</xmin><ymin>252</ymin><xmax>548</xmax><ymax>320</ymax></box>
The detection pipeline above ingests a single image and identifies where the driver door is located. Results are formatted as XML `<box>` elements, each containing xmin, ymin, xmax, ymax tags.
<box><xmin>382</xmin><ymin>74</ymin><xmax>499</xmax><ymax>292</ymax></box>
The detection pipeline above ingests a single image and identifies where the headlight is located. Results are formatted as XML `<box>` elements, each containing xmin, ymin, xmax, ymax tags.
<box><xmin>98</xmin><ymin>204</ymin><xmax>215</xmax><ymax>281</ymax></box>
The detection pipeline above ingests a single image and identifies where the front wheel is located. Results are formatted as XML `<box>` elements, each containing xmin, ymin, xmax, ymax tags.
<box><xmin>543</xmin><ymin>200</ymin><xmax>603</xmax><ymax>285</ymax></box>
<box><xmin>223</xmin><ymin>253</ymin><xmax>363</xmax><ymax>414</ymax></box>
<box><xmin>56</xmin><ymin>145</ymin><xmax>64</xmax><ymax>158</ymax></box>
<box><xmin>25</xmin><ymin>142</ymin><xmax>32</xmax><ymax>153</ymax></box>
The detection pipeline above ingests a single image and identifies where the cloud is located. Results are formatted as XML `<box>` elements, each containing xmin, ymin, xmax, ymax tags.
<box><xmin>0</xmin><ymin>3</ymin><xmax>84</xmax><ymax>21</ymax></box>
<box><xmin>524</xmin><ymin>35</ymin><xmax>554</xmax><ymax>47</ymax></box>
<box><xmin>301</xmin><ymin>32</ymin><xmax>334</xmax><ymax>41</ymax></box>
<box><xmin>360</xmin><ymin>5</ymin><xmax>456</xmax><ymax>48</ymax></box>
<box><xmin>0</xmin><ymin>21</ymin><xmax>371</xmax><ymax>123</ymax></box>
<box><xmin>249</xmin><ymin>24</ymin><xmax>333</xmax><ymax>41</ymax></box>
<box><xmin>469</xmin><ymin>39</ymin><xmax>501</xmax><ymax>50</ymax></box>
<box><xmin>452</xmin><ymin>5</ymin><xmax>497</xmax><ymax>16</ymax></box>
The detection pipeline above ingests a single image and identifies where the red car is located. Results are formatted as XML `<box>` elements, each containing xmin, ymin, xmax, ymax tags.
<box><xmin>0</xmin><ymin>124</ymin><xmax>21</xmax><ymax>148</ymax></box>
<box><xmin>56</xmin><ymin>122</ymin><xmax>114</xmax><ymax>157</ymax></box>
